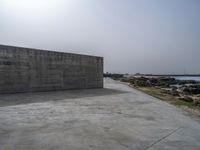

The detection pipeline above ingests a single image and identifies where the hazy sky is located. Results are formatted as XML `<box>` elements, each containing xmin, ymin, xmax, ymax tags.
<box><xmin>0</xmin><ymin>0</ymin><xmax>200</xmax><ymax>74</ymax></box>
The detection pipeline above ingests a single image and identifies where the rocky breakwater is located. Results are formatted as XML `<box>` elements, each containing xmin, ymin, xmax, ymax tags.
<box><xmin>119</xmin><ymin>76</ymin><xmax>200</xmax><ymax>106</ymax></box>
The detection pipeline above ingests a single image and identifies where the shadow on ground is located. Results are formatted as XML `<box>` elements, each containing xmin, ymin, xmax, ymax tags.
<box><xmin>0</xmin><ymin>88</ymin><xmax>128</xmax><ymax>107</ymax></box>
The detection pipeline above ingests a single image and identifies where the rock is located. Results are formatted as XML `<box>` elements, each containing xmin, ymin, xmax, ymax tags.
<box><xmin>133</xmin><ymin>77</ymin><xmax>151</xmax><ymax>87</ymax></box>
<box><xmin>190</xmin><ymin>84</ymin><xmax>200</xmax><ymax>94</ymax></box>
<box><xmin>170</xmin><ymin>88</ymin><xmax>179</xmax><ymax>96</ymax></box>
<box><xmin>179</xmin><ymin>86</ymin><xmax>189</xmax><ymax>95</ymax></box>
<box><xmin>171</xmin><ymin>86</ymin><xmax>178</xmax><ymax>90</ymax></box>
<box><xmin>196</xmin><ymin>94</ymin><xmax>200</xmax><ymax>97</ymax></box>
<box><xmin>161</xmin><ymin>87</ymin><xmax>179</xmax><ymax>96</ymax></box>
<box><xmin>161</xmin><ymin>88</ymin><xmax>171</xmax><ymax>94</ymax></box>
<box><xmin>179</xmin><ymin>95</ymin><xmax>193</xmax><ymax>102</ymax></box>
<box><xmin>120</xmin><ymin>78</ymin><xmax>130</xmax><ymax>82</ymax></box>
<box><xmin>179</xmin><ymin>84</ymin><xmax>200</xmax><ymax>95</ymax></box>
<box><xmin>193</xmin><ymin>97</ymin><xmax>200</xmax><ymax>106</ymax></box>
<box><xmin>148</xmin><ymin>77</ymin><xmax>177</xmax><ymax>88</ymax></box>
<box><xmin>128</xmin><ymin>78</ymin><xmax>136</xmax><ymax>84</ymax></box>
<box><xmin>132</xmin><ymin>77</ymin><xmax>176</xmax><ymax>87</ymax></box>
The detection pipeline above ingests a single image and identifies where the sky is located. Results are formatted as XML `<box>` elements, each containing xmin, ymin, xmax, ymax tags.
<box><xmin>0</xmin><ymin>0</ymin><xmax>200</xmax><ymax>74</ymax></box>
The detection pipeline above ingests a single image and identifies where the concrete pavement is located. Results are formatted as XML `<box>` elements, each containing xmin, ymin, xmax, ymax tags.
<box><xmin>0</xmin><ymin>78</ymin><xmax>200</xmax><ymax>150</ymax></box>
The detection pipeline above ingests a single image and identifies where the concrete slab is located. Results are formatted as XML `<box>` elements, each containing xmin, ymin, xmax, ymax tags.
<box><xmin>0</xmin><ymin>78</ymin><xmax>200</xmax><ymax>150</ymax></box>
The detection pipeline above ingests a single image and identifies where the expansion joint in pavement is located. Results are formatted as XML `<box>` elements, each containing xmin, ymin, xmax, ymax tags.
<box><xmin>144</xmin><ymin>127</ymin><xmax>182</xmax><ymax>150</ymax></box>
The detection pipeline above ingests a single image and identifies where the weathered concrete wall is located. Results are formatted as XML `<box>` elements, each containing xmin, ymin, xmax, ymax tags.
<box><xmin>0</xmin><ymin>45</ymin><xmax>103</xmax><ymax>93</ymax></box>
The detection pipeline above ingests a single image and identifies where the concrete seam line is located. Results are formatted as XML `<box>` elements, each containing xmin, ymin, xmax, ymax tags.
<box><xmin>144</xmin><ymin>127</ymin><xmax>182</xmax><ymax>150</ymax></box>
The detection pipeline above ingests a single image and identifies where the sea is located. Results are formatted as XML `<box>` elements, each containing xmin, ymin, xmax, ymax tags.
<box><xmin>172</xmin><ymin>76</ymin><xmax>200</xmax><ymax>82</ymax></box>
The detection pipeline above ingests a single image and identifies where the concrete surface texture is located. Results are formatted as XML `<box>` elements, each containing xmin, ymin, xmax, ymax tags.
<box><xmin>0</xmin><ymin>78</ymin><xmax>200</xmax><ymax>150</ymax></box>
<box><xmin>0</xmin><ymin>44</ymin><xmax>103</xmax><ymax>93</ymax></box>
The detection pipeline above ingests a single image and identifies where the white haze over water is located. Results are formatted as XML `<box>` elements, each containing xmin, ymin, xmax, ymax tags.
<box><xmin>0</xmin><ymin>0</ymin><xmax>200</xmax><ymax>74</ymax></box>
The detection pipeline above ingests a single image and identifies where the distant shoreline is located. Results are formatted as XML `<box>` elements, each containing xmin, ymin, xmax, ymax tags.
<box><xmin>104</xmin><ymin>73</ymin><xmax>200</xmax><ymax>78</ymax></box>
<box><xmin>144</xmin><ymin>74</ymin><xmax>200</xmax><ymax>77</ymax></box>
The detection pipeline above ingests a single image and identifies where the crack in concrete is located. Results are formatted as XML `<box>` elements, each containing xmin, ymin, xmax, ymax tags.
<box><xmin>144</xmin><ymin>127</ymin><xmax>182</xmax><ymax>150</ymax></box>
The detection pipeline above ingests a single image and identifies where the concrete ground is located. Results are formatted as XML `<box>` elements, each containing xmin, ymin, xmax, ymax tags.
<box><xmin>0</xmin><ymin>78</ymin><xmax>200</xmax><ymax>150</ymax></box>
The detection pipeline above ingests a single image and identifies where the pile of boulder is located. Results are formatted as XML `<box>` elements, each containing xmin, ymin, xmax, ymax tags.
<box><xmin>178</xmin><ymin>84</ymin><xmax>200</xmax><ymax>95</ymax></box>
<box><xmin>120</xmin><ymin>76</ymin><xmax>178</xmax><ymax>88</ymax></box>
<box><xmin>118</xmin><ymin>76</ymin><xmax>200</xmax><ymax>106</ymax></box>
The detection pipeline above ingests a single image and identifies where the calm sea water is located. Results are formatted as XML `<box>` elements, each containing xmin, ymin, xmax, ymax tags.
<box><xmin>173</xmin><ymin>76</ymin><xmax>200</xmax><ymax>82</ymax></box>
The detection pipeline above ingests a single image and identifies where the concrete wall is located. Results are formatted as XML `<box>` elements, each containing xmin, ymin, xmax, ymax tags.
<box><xmin>0</xmin><ymin>45</ymin><xmax>103</xmax><ymax>93</ymax></box>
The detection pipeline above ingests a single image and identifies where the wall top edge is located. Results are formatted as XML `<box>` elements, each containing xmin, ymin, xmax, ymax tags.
<box><xmin>0</xmin><ymin>44</ymin><xmax>103</xmax><ymax>59</ymax></box>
